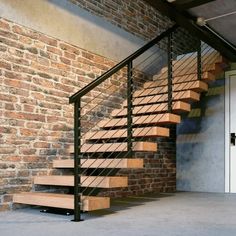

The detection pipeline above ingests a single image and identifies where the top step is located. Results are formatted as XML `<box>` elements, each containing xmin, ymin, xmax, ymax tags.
<box><xmin>163</xmin><ymin>51</ymin><xmax>225</xmax><ymax>73</ymax></box>
<box><xmin>155</xmin><ymin>52</ymin><xmax>226</xmax><ymax>79</ymax></box>
<box><xmin>155</xmin><ymin>63</ymin><xmax>222</xmax><ymax>79</ymax></box>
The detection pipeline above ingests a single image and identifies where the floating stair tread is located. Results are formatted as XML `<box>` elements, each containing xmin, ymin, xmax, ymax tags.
<box><xmin>34</xmin><ymin>176</ymin><xmax>128</xmax><ymax>188</ymax></box>
<box><xmin>85</xmin><ymin>127</ymin><xmax>169</xmax><ymax>140</ymax></box>
<box><xmin>135</xmin><ymin>80</ymin><xmax>208</xmax><ymax>97</ymax></box>
<box><xmin>145</xmin><ymin>72</ymin><xmax>213</xmax><ymax>89</ymax></box>
<box><xmin>162</xmin><ymin>52</ymin><xmax>223</xmax><ymax>73</ymax></box>
<box><xmin>69</xmin><ymin>141</ymin><xmax>157</xmax><ymax>153</ymax></box>
<box><xmin>98</xmin><ymin>113</ymin><xmax>180</xmax><ymax>128</ymax></box>
<box><xmin>112</xmin><ymin>101</ymin><xmax>190</xmax><ymax>117</ymax></box>
<box><xmin>159</xmin><ymin>62</ymin><xmax>222</xmax><ymax>77</ymax></box>
<box><xmin>13</xmin><ymin>192</ymin><xmax>110</xmax><ymax>211</ymax></box>
<box><xmin>123</xmin><ymin>91</ymin><xmax>200</xmax><ymax>106</ymax></box>
<box><xmin>53</xmin><ymin>158</ymin><xmax>144</xmax><ymax>169</ymax></box>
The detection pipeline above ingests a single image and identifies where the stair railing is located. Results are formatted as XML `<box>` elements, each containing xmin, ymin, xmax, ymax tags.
<box><xmin>68</xmin><ymin>24</ymin><xmax>213</xmax><ymax>222</ymax></box>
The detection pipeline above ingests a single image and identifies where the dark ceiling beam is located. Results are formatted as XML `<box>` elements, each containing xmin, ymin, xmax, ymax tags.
<box><xmin>144</xmin><ymin>0</ymin><xmax>236</xmax><ymax>61</ymax></box>
<box><xmin>174</xmin><ymin>0</ymin><xmax>216</xmax><ymax>10</ymax></box>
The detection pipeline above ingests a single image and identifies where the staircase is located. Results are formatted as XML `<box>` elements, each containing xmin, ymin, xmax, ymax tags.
<box><xmin>13</xmin><ymin>25</ymin><xmax>227</xmax><ymax>221</ymax></box>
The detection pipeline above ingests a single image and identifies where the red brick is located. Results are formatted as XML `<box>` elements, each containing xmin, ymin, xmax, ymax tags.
<box><xmin>20</xmin><ymin>148</ymin><xmax>37</xmax><ymax>155</ymax></box>
<box><xmin>5</xmin><ymin>111</ymin><xmax>45</xmax><ymax>122</ymax></box>
<box><xmin>34</xmin><ymin>142</ymin><xmax>50</xmax><ymax>148</ymax></box>
<box><xmin>59</xmin><ymin>43</ymin><xmax>80</xmax><ymax>54</ymax></box>
<box><xmin>4</xmin><ymin>79</ymin><xmax>30</xmax><ymax>90</ymax></box>
<box><xmin>0</xmin><ymin>29</ymin><xmax>18</xmax><ymax>40</ymax></box>
<box><xmin>0</xmin><ymin>37</ymin><xmax>25</xmax><ymax>50</ymax></box>
<box><xmin>39</xmin><ymin>34</ymin><xmax>57</xmax><ymax>47</ymax></box>
<box><xmin>0</xmin><ymin>19</ymin><xmax>10</xmax><ymax>30</ymax></box>
<box><xmin>12</xmin><ymin>25</ymin><xmax>39</xmax><ymax>39</ymax></box>
<box><xmin>4</xmin><ymin>156</ymin><xmax>21</xmax><ymax>162</ymax></box>
<box><xmin>0</xmin><ymin>60</ymin><xmax>11</xmax><ymax>70</ymax></box>
<box><xmin>64</xmin><ymin>51</ymin><xmax>76</xmax><ymax>60</ymax></box>
<box><xmin>0</xmin><ymin>148</ymin><xmax>15</xmax><ymax>154</ymax></box>
<box><xmin>60</xmin><ymin>56</ymin><xmax>71</xmax><ymax>65</ymax></box>
<box><xmin>4</xmin><ymin>71</ymin><xmax>32</xmax><ymax>82</ymax></box>
<box><xmin>0</xmin><ymin>94</ymin><xmax>17</xmax><ymax>103</ymax></box>
<box><xmin>46</xmin><ymin>46</ymin><xmax>62</xmax><ymax>55</ymax></box>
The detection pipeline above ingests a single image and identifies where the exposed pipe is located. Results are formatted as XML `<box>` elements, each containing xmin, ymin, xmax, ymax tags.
<box><xmin>205</xmin><ymin>10</ymin><xmax>236</xmax><ymax>22</ymax></box>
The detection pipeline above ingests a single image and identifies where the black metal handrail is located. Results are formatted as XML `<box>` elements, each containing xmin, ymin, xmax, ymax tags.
<box><xmin>69</xmin><ymin>24</ymin><xmax>179</xmax><ymax>103</ymax></box>
<box><xmin>70</xmin><ymin>25</ymin><xmax>179</xmax><ymax>222</ymax></box>
<box><xmin>68</xmin><ymin>24</ymin><xmax>212</xmax><ymax>222</ymax></box>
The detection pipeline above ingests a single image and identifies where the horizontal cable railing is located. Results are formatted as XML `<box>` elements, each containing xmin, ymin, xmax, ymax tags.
<box><xmin>68</xmin><ymin>24</ymin><xmax>220</xmax><ymax>221</ymax></box>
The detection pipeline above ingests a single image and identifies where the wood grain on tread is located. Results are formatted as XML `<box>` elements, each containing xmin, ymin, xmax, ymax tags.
<box><xmin>69</xmin><ymin>141</ymin><xmax>158</xmax><ymax>153</ymax></box>
<box><xmin>145</xmin><ymin>72</ymin><xmax>213</xmax><ymax>89</ymax></box>
<box><xmin>34</xmin><ymin>176</ymin><xmax>128</xmax><ymax>188</ymax></box>
<box><xmin>13</xmin><ymin>192</ymin><xmax>110</xmax><ymax>211</ymax></box>
<box><xmin>53</xmin><ymin>158</ymin><xmax>144</xmax><ymax>168</ymax></box>
<box><xmin>136</xmin><ymin>80</ymin><xmax>208</xmax><ymax>96</ymax></box>
<box><xmin>168</xmin><ymin>52</ymin><xmax>225</xmax><ymax>70</ymax></box>
<box><xmin>98</xmin><ymin>113</ymin><xmax>181</xmax><ymax>128</ymax></box>
<box><xmin>85</xmin><ymin>127</ymin><xmax>169</xmax><ymax>140</ymax></box>
<box><xmin>156</xmin><ymin>63</ymin><xmax>219</xmax><ymax>79</ymax></box>
<box><xmin>123</xmin><ymin>91</ymin><xmax>200</xmax><ymax>106</ymax></box>
<box><xmin>112</xmin><ymin>101</ymin><xmax>190</xmax><ymax>117</ymax></box>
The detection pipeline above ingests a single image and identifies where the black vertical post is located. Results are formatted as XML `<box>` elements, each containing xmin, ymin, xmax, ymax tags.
<box><xmin>197</xmin><ymin>40</ymin><xmax>202</xmax><ymax>81</ymax></box>
<box><xmin>73</xmin><ymin>99</ymin><xmax>82</xmax><ymax>222</ymax></box>
<box><xmin>127</xmin><ymin>61</ymin><xmax>133</xmax><ymax>155</ymax></box>
<box><xmin>168</xmin><ymin>33</ymin><xmax>173</xmax><ymax>112</ymax></box>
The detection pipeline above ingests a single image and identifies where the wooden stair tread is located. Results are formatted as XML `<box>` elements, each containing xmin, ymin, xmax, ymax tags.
<box><xmin>123</xmin><ymin>91</ymin><xmax>200</xmax><ymax>106</ymax></box>
<box><xmin>159</xmin><ymin>63</ymin><xmax>223</xmax><ymax>77</ymax></box>
<box><xmin>53</xmin><ymin>158</ymin><xmax>144</xmax><ymax>168</ymax></box>
<box><xmin>98</xmin><ymin>113</ymin><xmax>181</xmax><ymax>128</ymax></box>
<box><xmin>138</xmin><ymin>80</ymin><xmax>208</xmax><ymax>95</ymax></box>
<box><xmin>34</xmin><ymin>175</ymin><xmax>128</xmax><ymax>188</ymax></box>
<box><xmin>145</xmin><ymin>72</ymin><xmax>213</xmax><ymax>89</ymax></box>
<box><xmin>165</xmin><ymin>52</ymin><xmax>223</xmax><ymax>71</ymax></box>
<box><xmin>112</xmin><ymin>101</ymin><xmax>190</xmax><ymax>117</ymax></box>
<box><xmin>13</xmin><ymin>192</ymin><xmax>110</xmax><ymax>211</ymax></box>
<box><xmin>85</xmin><ymin>127</ymin><xmax>169</xmax><ymax>140</ymax></box>
<box><xmin>69</xmin><ymin>141</ymin><xmax>157</xmax><ymax>153</ymax></box>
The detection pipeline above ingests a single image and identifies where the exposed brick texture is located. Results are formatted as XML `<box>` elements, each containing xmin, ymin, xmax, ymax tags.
<box><xmin>100</xmin><ymin>126</ymin><xmax>176</xmax><ymax>197</ymax></box>
<box><xmin>0</xmin><ymin>14</ymin><xmax>177</xmax><ymax>211</ymax></box>
<box><xmin>69</xmin><ymin>0</ymin><xmax>198</xmax><ymax>56</ymax></box>
<box><xmin>0</xmin><ymin>17</ymin><xmax>128</xmax><ymax>211</ymax></box>
<box><xmin>69</xmin><ymin>0</ymin><xmax>173</xmax><ymax>41</ymax></box>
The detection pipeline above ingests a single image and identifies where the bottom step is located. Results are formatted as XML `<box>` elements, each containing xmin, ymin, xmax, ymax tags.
<box><xmin>13</xmin><ymin>192</ymin><xmax>110</xmax><ymax>211</ymax></box>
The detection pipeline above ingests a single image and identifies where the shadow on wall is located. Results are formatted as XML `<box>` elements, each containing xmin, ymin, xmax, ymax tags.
<box><xmin>177</xmin><ymin>76</ymin><xmax>225</xmax><ymax>193</ymax></box>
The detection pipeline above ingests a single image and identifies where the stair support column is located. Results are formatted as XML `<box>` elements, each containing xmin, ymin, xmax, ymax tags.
<box><xmin>197</xmin><ymin>39</ymin><xmax>202</xmax><ymax>80</ymax></box>
<box><xmin>127</xmin><ymin>61</ymin><xmax>133</xmax><ymax>155</ymax></box>
<box><xmin>73</xmin><ymin>99</ymin><xmax>82</xmax><ymax>222</ymax></box>
<box><xmin>168</xmin><ymin>33</ymin><xmax>173</xmax><ymax>112</ymax></box>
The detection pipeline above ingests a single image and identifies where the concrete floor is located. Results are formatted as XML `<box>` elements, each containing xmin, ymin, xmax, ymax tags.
<box><xmin>0</xmin><ymin>192</ymin><xmax>236</xmax><ymax>236</ymax></box>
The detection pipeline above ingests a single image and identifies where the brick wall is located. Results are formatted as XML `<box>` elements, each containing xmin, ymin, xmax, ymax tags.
<box><xmin>69</xmin><ymin>0</ymin><xmax>198</xmax><ymax>55</ymax></box>
<box><xmin>0</xmin><ymin>17</ymin><xmax>128</xmax><ymax>211</ymax></box>
<box><xmin>0</xmin><ymin>17</ymin><xmax>176</xmax><ymax>211</ymax></box>
<box><xmin>100</xmin><ymin>126</ymin><xmax>176</xmax><ymax>197</ymax></box>
<box><xmin>69</xmin><ymin>0</ymin><xmax>172</xmax><ymax>41</ymax></box>
<box><xmin>0</xmin><ymin>9</ymin><xmax>179</xmax><ymax>211</ymax></box>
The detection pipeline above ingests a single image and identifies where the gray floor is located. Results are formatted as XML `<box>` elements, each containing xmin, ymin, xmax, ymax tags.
<box><xmin>1</xmin><ymin>192</ymin><xmax>236</xmax><ymax>236</ymax></box>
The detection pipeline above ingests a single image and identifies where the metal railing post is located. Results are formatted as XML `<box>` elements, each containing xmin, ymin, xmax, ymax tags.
<box><xmin>127</xmin><ymin>61</ymin><xmax>133</xmax><ymax>155</ymax></box>
<box><xmin>73</xmin><ymin>99</ymin><xmax>82</xmax><ymax>222</ymax></box>
<box><xmin>197</xmin><ymin>40</ymin><xmax>202</xmax><ymax>80</ymax></box>
<box><xmin>168</xmin><ymin>33</ymin><xmax>173</xmax><ymax>112</ymax></box>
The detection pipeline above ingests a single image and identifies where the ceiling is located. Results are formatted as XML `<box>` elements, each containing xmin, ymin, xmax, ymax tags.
<box><xmin>144</xmin><ymin>0</ymin><xmax>236</xmax><ymax>60</ymax></box>
<box><xmin>188</xmin><ymin>0</ymin><xmax>236</xmax><ymax>47</ymax></box>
